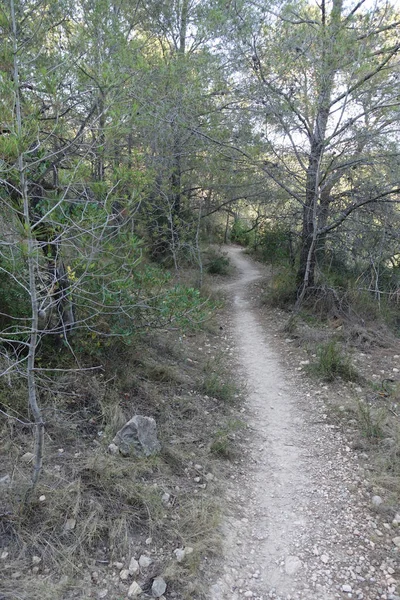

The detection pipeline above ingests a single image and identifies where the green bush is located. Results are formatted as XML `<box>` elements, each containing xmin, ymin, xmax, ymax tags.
<box><xmin>258</xmin><ymin>226</ymin><xmax>294</xmax><ymax>265</ymax></box>
<box><xmin>230</xmin><ymin>219</ymin><xmax>252</xmax><ymax>246</ymax></box>
<box><xmin>263</xmin><ymin>268</ymin><xmax>298</xmax><ymax>308</ymax></box>
<box><xmin>210</xmin><ymin>420</ymin><xmax>244</xmax><ymax>458</ymax></box>
<box><xmin>311</xmin><ymin>340</ymin><xmax>359</xmax><ymax>382</ymax></box>
<box><xmin>0</xmin><ymin>254</ymin><xmax>30</xmax><ymax>330</ymax></box>
<box><xmin>355</xmin><ymin>400</ymin><xmax>385</xmax><ymax>442</ymax></box>
<box><xmin>205</xmin><ymin>250</ymin><xmax>230</xmax><ymax>275</ymax></box>
<box><xmin>202</xmin><ymin>372</ymin><xmax>238</xmax><ymax>403</ymax></box>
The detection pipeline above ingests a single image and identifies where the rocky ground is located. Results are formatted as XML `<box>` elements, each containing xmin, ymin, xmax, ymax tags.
<box><xmin>2</xmin><ymin>247</ymin><xmax>400</xmax><ymax>600</ymax></box>
<box><xmin>208</xmin><ymin>247</ymin><xmax>400</xmax><ymax>600</ymax></box>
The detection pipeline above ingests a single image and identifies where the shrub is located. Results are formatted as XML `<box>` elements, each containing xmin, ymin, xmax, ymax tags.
<box><xmin>230</xmin><ymin>219</ymin><xmax>252</xmax><ymax>246</ymax></box>
<box><xmin>258</xmin><ymin>226</ymin><xmax>295</xmax><ymax>265</ymax></box>
<box><xmin>205</xmin><ymin>250</ymin><xmax>230</xmax><ymax>275</ymax></box>
<box><xmin>210</xmin><ymin>420</ymin><xmax>244</xmax><ymax>458</ymax></box>
<box><xmin>355</xmin><ymin>400</ymin><xmax>385</xmax><ymax>442</ymax></box>
<box><xmin>202</xmin><ymin>372</ymin><xmax>238</xmax><ymax>403</ymax></box>
<box><xmin>263</xmin><ymin>268</ymin><xmax>298</xmax><ymax>308</ymax></box>
<box><xmin>311</xmin><ymin>340</ymin><xmax>359</xmax><ymax>382</ymax></box>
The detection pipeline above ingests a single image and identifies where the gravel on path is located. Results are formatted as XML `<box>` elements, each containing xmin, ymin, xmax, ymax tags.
<box><xmin>210</xmin><ymin>247</ymin><xmax>400</xmax><ymax>600</ymax></box>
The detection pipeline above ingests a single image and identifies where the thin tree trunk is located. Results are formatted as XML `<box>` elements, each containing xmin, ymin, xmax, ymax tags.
<box><xmin>296</xmin><ymin>0</ymin><xmax>343</xmax><ymax>295</ymax></box>
<box><xmin>11</xmin><ymin>0</ymin><xmax>44</xmax><ymax>502</ymax></box>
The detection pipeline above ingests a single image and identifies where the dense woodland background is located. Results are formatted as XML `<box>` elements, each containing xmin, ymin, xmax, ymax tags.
<box><xmin>1</xmin><ymin>0</ymin><xmax>400</xmax><ymax>505</ymax></box>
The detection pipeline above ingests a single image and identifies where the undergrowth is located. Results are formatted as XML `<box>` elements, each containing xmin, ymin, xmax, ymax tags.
<box><xmin>0</xmin><ymin>303</ymin><xmax>242</xmax><ymax>599</ymax></box>
<box><xmin>201</xmin><ymin>355</ymin><xmax>240</xmax><ymax>403</ymax></box>
<box><xmin>309</xmin><ymin>340</ymin><xmax>360</xmax><ymax>382</ymax></box>
<box><xmin>204</xmin><ymin>248</ymin><xmax>231</xmax><ymax>276</ymax></box>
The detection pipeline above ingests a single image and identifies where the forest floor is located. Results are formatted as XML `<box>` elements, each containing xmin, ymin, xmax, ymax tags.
<box><xmin>2</xmin><ymin>247</ymin><xmax>400</xmax><ymax>600</ymax></box>
<box><xmin>208</xmin><ymin>246</ymin><xmax>400</xmax><ymax>600</ymax></box>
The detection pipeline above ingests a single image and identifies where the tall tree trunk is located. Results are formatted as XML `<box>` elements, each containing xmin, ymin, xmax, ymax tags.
<box><xmin>296</xmin><ymin>0</ymin><xmax>343</xmax><ymax>294</ymax></box>
<box><xmin>11</xmin><ymin>0</ymin><xmax>44</xmax><ymax>501</ymax></box>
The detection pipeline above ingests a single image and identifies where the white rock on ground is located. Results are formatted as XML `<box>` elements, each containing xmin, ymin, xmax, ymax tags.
<box><xmin>127</xmin><ymin>581</ymin><xmax>143</xmax><ymax>598</ymax></box>
<box><xmin>173</xmin><ymin>548</ymin><xmax>186</xmax><ymax>562</ymax></box>
<box><xmin>138</xmin><ymin>554</ymin><xmax>152</xmax><ymax>568</ymax></box>
<box><xmin>151</xmin><ymin>576</ymin><xmax>167</xmax><ymax>597</ymax></box>
<box><xmin>129</xmin><ymin>557</ymin><xmax>139</xmax><ymax>575</ymax></box>
<box><xmin>119</xmin><ymin>569</ymin><xmax>130</xmax><ymax>580</ymax></box>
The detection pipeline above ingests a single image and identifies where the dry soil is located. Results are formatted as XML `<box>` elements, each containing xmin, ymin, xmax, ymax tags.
<box><xmin>209</xmin><ymin>246</ymin><xmax>400</xmax><ymax>600</ymax></box>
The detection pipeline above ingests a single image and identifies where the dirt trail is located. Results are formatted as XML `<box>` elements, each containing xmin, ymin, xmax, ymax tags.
<box><xmin>210</xmin><ymin>247</ymin><xmax>399</xmax><ymax>600</ymax></box>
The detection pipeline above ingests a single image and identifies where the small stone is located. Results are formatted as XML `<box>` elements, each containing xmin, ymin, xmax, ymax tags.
<box><xmin>32</xmin><ymin>555</ymin><xmax>41</xmax><ymax>565</ymax></box>
<box><xmin>151</xmin><ymin>576</ymin><xmax>167</xmax><ymax>597</ymax></box>
<box><xmin>145</xmin><ymin>537</ymin><xmax>152</xmax><ymax>545</ymax></box>
<box><xmin>0</xmin><ymin>474</ymin><xmax>11</xmax><ymax>485</ymax></box>
<box><xmin>244</xmin><ymin>592</ymin><xmax>253</xmax><ymax>598</ymax></box>
<box><xmin>11</xmin><ymin>571</ymin><xmax>22</xmax><ymax>579</ymax></box>
<box><xmin>98</xmin><ymin>590</ymin><xmax>108</xmax><ymax>599</ymax></box>
<box><xmin>320</xmin><ymin>554</ymin><xmax>329</xmax><ymax>564</ymax></box>
<box><xmin>108</xmin><ymin>443</ymin><xmax>119</xmax><ymax>455</ymax></box>
<box><xmin>64</xmin><ymin>518</ymin><xmax>76</xmax><ymax>531</ymax></box>
<box><xmin>161</xmin><ymin>492</ymin><xmax>170</xmax><ymax>506</ymax></box>
<box><xmin>393</xmin><ymin>368</ymin><xmax>399</xmax><ymax>373</ymax></box>
<box><xmin>39</xmin><ymin>495</ymin><xmax>46</xmax><ymax>502</ymax></box>
<box><xmin>285</xmin><ymin>556</ymin><xmax>302</xmax><ymax>575</ymax></box>
<box><xmin>21</xmin><ymin>452</ymin><xmax>34</xmax><ymax>463</ymax></box>
<box><xmin>372</xmin><ymin>496</ymin><xmax>383</xmax><ymax>508</ymax></box>
<box><xmin>113</xmin><ymin>562</ymin><xmax>124</xmax><ymax>569</ymax></box>
<box><xmin>1</xmin><ymin>551</ymin><xmax>9</xmax><ymax>560</ymax></box>
<box><xmin>129</xmin><ymin>558</ymin><xmax>139</xmax><ymax>575</ymax></box>
<box><xmin>128</xmin><ymin>581</ymin><xmax>143</xmax><ymax>598</ymax></box>
<box><xmin>120</xmin><ymin>569</ymin><xmax>130</xmax><ymax>580</ymax></box>
<box><xmin>392</xmin><ymin>537</ymin><xmax>400</xmax><ymax>547</ymax></box>
<box><xmin>342</xmin><ymin>585</ymin><xmax>352</xmax><ymax>593</ymax></box>
<box><xmin>138</xmin><ymin>555</ymin><xmax>152</xmax><ymax>568</ymax></box>
<box><xmin>174</xmin><ymin>548</ymin><xmax>186</xmax><ymax>562</ymax></box>
<box><xmin>205</xmin><ymin>473</ymin><xmax>214</xmax><ymax>482</ymax></box>
<box><xmin>32</xmin><ymin>566</ymin><xmax>40</xmax><ymax>574</ymax></box>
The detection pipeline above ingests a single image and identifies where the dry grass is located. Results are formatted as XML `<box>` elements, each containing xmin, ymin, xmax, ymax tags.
<box><xmin>0</xmin><ymin>322</ymin><xmax>242</xmax><ymax>599</ymax></box>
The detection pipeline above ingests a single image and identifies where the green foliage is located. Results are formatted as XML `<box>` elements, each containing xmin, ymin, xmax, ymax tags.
<box><xmin>230</xmin><ymin>219</ymin><xmax>252</xmax><ymax>246</ymax></box>
<box><xmin>263</xmin><ymin>268</ymin><xmax>298</xmax><ymax>308</ymax></box>
<box><xmin>210</xmin><ymin>420</ymin><xmax>244</xmax><ymax>458</ymax></box>
<box><xmin>201</xmin><ymin>356</ymin><xmax>239</xmax><ymax>403</ymax></box>
<box><xmin>0</xmin><ymin>252</ymin><xmax>30</xmax><ymax>330</ymax></box>
<box><xmin>205</xmin><ymin>249</ymin><xmax>230</xmax><ymax>275</ymax></box>
<box><xmin>311</xmin><ymin>340</ymin><xmax>359</xmax><ymax>382</ymax></box>
<box><xmin>355</xmin><ymin>400</ymin><xmax>385</xmax><ymax>442</ymax></box>
<box><xmin>73</xmin><ymin>238</ymin><xmax>214</xmax><ymax>354</ymax></box>
<box><xmin>258</xmin><ymin>226</ymin><xmax>294</xmax><ymax>265</ymax></box>
<box><xmin>202</xmin><ymin>372</ymin><xmax>238</xmax><ymax>402</ymax></box>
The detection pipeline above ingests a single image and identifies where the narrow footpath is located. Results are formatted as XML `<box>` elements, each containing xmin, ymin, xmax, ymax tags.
<box><xmin>210</xmin><ymin>247</ymin><xmax>399</xmax><ymax>600</ymax></box>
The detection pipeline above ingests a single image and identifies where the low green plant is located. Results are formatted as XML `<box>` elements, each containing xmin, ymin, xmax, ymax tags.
<box><xmin>355</xmin><ymin>399</ymin><xmax>385</xmax><ymax>442</ymax></box>
<box><xmin>202</xmin><ymin>372</ymin><xmax>238</xmax><ymax>403</ymax></box>
<box><xmin>205</xmin><ymin>249</ymin><xmax>230</xmax><ymax>275</ymax></box>
<box><xmin>210</xmin><ymin>420</ymin><xmax>244</xmax><ymax>458</ymax></box>
<box><xmin>230</xmin><ymin>219</ymin><xmax>253</xmax><ymax>246</ymax></box>
<box><xmin>311</xmin><ymin>340</ymin><xmax>359</xmax><ymax>382</ymax></box>
<box><xmin>258</xmin><ymin>226</ymin><xmax>295</xmax><ymax>265</ymax></box>
<box><xmin>263</xmin><ymin>268</ymin><xmax>298</xmax><ymax>308</ymax></box>
<box><xmin>200</xmin><ymin>355</ymin><xmax>240</xmax><ymax>403</ymax></box>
